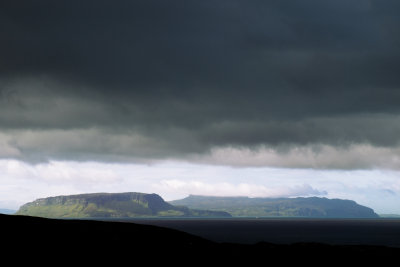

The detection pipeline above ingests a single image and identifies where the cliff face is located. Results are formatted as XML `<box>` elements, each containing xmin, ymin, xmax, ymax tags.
<box><xmin>170</xmin><ymin>196</ymin><xmax>380</xmax><ymax>218</ymax></box>
<box><xmin>16</xmin><ymin>192</ymin><xmax>231</xmax><ymax>218</ymax></box>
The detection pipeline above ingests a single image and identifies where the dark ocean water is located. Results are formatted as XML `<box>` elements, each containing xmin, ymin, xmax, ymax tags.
<box><xmin>108</xmin><ymin>218</ymin><xmax>400</xmax><ymax>247</ymax></box>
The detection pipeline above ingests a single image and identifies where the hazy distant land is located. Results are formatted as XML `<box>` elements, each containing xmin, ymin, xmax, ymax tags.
<box><xmin>170</xmin><ymin>195</ymin><xmax>379</xmax><ymax>218</ymax></box>
<box><xmin>379</xmin><ymin>214</ymin><xmax>400</xmax><ymax>218</ymax></box>
<box><xmin>0</xmin><ymin>208</ymin><xmax>16</xmax><ymax>215</ymax></box>
<box><xmin>16</xmin><ymin>192</ymin><xmax>378</xmax><ymax>219</ymax></box>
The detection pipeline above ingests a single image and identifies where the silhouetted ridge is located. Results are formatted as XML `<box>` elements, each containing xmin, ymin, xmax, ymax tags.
<box><xmin>1</xmin><ymin>214</ymin><xmax>399</xmax><ymax>264</ymax></box>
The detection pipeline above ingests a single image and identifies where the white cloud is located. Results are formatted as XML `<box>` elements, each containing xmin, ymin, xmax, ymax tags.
<box><xmin>0</xmin><ymin>159</ymin><xmax>400</xmax><ymax>214</ymax></box>
<box><xmin>0</xmin><ymin>160</ymin><xmax>121</xmax><ymax>184</ymax></box>
<box><xmin>34</xmin><ymin>161</ymin><xmax>122</xmax><ymax>184</ymax></box>
<box><xmin>153</xmin><ymin>179</ymin><xmax>326</xmax><ymax>198</ymax></box>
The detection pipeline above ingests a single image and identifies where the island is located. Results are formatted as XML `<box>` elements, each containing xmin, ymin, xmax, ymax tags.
<box><xmin>16</xmin><ymin>192</ymin><xmax>379</xmax><ymax>219</ymax></box>
<box><xmin>169</xmin><ymin>195</ymin><xmax>379</xmax><ymax>218</ymax></box>
<box><xmin>15</xmin><ymin>192</ymin><xmax>231</xmax><ymax>218</ymax></box>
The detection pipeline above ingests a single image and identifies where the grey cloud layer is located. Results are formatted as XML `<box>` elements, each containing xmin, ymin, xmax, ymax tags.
<box><xmin>1</xmin><ymin>1</ymin><xmax>400</xmax><ymax>168</ymax></box>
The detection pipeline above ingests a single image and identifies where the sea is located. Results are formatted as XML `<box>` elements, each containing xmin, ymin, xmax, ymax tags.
<box><xmin>104</xmin><ymin>217</ymin><xmax>400</xmax><ymax>247</ymax></box>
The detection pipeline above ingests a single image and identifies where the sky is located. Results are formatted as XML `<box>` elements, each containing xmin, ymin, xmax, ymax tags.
<box><xmin>1</xmin><ymin>0</ymin><xmax>400</xmax><ymax>213</ymax></box>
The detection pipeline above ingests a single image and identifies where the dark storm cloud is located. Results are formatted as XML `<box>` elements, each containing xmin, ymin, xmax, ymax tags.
<box><xmin>1</xmin><ymin>0</ymin><xmax>400</xmax><ymax>167</ymax></box>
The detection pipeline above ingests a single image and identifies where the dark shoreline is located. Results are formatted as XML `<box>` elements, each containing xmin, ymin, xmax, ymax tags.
<box><xmin>2</xmin><ymin>214</ymin><xmax>399</xmax><ymax>264</ymax></box>
<box><xmin>120</xmin><ymin>217</ymin><xmax>400</xmax><ymax>247</ymax></box>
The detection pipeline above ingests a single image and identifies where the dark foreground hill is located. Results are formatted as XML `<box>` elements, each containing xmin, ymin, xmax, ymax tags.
<box><xmin>170</xmin><ymin>195</ymin><xmax>379</xmax><ymax>218</ymax></box>
<box><xmin>16</xmin><ymin>192</ymin><xmax>230</xmax><ymax>218</ymax></box>
<box><xmin>1</xmin><ymin>214</ymin><xmax>398</xmax><ymax>265</ymax></box>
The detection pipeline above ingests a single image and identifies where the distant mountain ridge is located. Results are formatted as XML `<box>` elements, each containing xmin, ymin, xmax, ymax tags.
<box><xmin>169</xmin><ymin>195</ymin><xmax>379</xmax><ymax>218</ymax></box>
<box><xmin>16</xmin><ymin>192</ymin><xmax>231</xmax><ymax>218</ymax></box>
